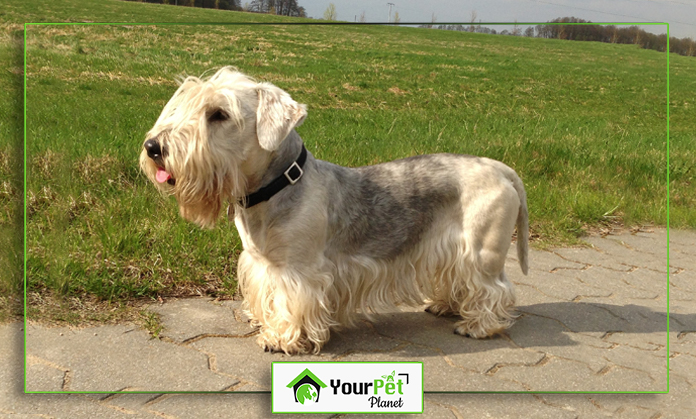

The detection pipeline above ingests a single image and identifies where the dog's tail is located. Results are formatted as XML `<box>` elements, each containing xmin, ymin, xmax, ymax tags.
<box><xmin>510</xmin><ymin>172</ymin><xmax>529</xmax><ymax>275</ymax></box>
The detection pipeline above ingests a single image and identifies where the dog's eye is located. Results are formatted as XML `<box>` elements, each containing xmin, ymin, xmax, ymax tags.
<box><xmin>208</xmin><ymin>109</ymin><xmax>229</xmax><ymax>123</ymax></box>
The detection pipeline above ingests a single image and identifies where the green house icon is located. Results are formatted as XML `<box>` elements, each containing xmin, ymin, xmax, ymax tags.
<box><xmin>286</xmin><ymin>368</ymin><xmax>328</xmax><ymax>404</ymax></box>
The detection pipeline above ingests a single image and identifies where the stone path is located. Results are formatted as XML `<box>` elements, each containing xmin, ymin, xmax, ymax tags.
<box><xmin>2</xmin><ymin>228</ymin><xmax>695</xmax><ymax>417</ymax></box>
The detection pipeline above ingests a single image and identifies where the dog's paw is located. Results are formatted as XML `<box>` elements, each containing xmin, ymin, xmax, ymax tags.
<box><xmin>425</xmin><ymin>301</ymin><xmax>457</xmax><ymax>317</ymax></box>
<box><xmin>257</xmin><ymin>332</ymin><xmax>320</xmax><ymax>355</ymax></box>
<box><xmin>453</xmin><ymin>322</ymin><xmax>506</xmax><ymax>339</ymax></box>
<box><xmin>261</xmin><ymin>342</ymin><xmax>285</xmax><ymax>354</ymax></box>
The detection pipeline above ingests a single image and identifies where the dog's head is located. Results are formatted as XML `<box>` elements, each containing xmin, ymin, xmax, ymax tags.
<box><xmin>140</xmin><ymin>67</ymin><xmax>307</xmax><ymax>227</ymax></box>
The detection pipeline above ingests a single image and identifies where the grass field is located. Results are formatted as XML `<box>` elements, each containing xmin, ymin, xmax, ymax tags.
<box><xmin>1</xmin><ymin>0</ymin><xmax>694</xmax><ymax>323</ymax></box>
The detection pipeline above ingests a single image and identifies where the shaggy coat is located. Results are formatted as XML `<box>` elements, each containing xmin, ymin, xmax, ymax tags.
<box><xmin>140</xmin><ymin>68</ymin><xmax>529</xmax><ymax>354</ymax></box>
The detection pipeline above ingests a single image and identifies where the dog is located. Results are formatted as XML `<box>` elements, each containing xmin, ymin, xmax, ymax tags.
<box><xmin>140</xmin><ymin>67</ymin><xmax>529</xmax><ymax>355</ymax></box>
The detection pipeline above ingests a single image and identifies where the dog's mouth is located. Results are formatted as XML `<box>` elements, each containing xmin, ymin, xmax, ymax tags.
<box><xmin>156</xmin><ymin>167</ymin><xmax>176</xmax><ymax>186</ymax></box>
<box><xmin>143</xmin><ymin>138</ymin><xmax>176</xmax><ymax>186</ymax></box>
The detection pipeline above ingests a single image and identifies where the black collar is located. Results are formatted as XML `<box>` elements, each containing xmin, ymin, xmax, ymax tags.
<box><xmin>242</xmin><ymin>145</ymin><xmax>308</xmax><ymax>208</ymax></box>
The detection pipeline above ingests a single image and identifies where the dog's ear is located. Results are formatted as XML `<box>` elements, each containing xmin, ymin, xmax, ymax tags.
<box><xmin>256</xmin><ymin>83</ymin><xmax>307</xmax><ymax>151</ymax></box>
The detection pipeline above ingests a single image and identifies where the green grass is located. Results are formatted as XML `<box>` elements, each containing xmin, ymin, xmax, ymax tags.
<box><xmin>1</xmin><ymin>0</ymin><xmax>693</xmax><ymax>323</ymax></box>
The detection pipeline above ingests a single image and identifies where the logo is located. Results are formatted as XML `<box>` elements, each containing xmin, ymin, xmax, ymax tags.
<box><xmin>286</xmin><ymin>368</ymin><xmax>328</xmax><ymax>404</ymax></box>
<box><xmin>272</xmin><ymin>362</ymin><xmax>423</xmax><ymax>413</ymax></box>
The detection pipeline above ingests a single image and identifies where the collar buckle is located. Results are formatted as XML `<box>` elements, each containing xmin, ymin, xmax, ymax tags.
<box><xmin>284</xmin><ymin>161</ymin><xmax>304</xmax><ymax>185</ymax></box>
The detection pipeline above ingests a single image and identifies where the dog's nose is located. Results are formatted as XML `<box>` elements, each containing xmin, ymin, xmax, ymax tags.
<box><xmin>144</xmin><ymin>139</ymin><xmax>162</xmax><ymax>160</ymax></box>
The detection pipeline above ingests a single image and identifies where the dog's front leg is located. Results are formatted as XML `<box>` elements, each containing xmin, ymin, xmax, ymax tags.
<box><xmin>238</xmin><ymin>250</ymin><xmax>335</xmax><ymax>354</ymax></box>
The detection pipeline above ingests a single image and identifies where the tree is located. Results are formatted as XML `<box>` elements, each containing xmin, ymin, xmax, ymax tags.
<box><xmin>469</xmin><ymin>10</ymin><xmax>477</xmax><ymax>32</ymax></box>
<box><xmin>524</xmin><ymin>26</ymin><xmax>534</xmax><ymax>37</ymax></box>
<box><xmin>359</xmin><ymin>10</ymin><xmax>366</xmax><ymax>22</ymax></box>
<box><xmin>249</xmin><ymin>0</ymin><xmax>268</xmax><ymax>12</ymax></box>
<box><xmin>428</xmin><ymin>13</ymin><xmax>436</xmax><ymax>29</ymax></box>
<box><xmin>393</xmin><ymin>11</ymin><xmax>400</xmax><ymax>24</ymax></box>
<box><xmin>247</xmin><ymin>0</ymin><xmax>302</xmax><ymax>16</ymax></box>
<box><xmin>323</xmin><ymin>3</ymin><xmax>337</xmax><ymax>20</ymax></box>
<box><xmin>512</xmin><ymin>20</ymin><xmax>521</xmax><ymax>36</ymax></box>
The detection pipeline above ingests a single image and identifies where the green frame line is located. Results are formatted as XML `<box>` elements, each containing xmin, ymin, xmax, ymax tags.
<box><xmin>23</xmin><ymin>22</ymin><xmax>28</xmax><ymax>396</ymax></box>
<box><xmin>22</xmin><ymin>20</ymin><xmax>671</xmax><ymax>396</ymax></box>
<box><xmin>666</xmin><ymin>23</ymin><xmax>671</xmax><ymax>397</ymax></box>
<box><xmin>24</xmin><ymin>21</ymin><xmax>668</xmax><ymax>26</ymax></box>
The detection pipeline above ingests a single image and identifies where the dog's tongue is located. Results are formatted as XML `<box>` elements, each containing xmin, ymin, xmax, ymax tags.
<box><xmin>156</xmin><ymin>168</ymin><xmax>171</xmax><ymax>184</ymax></box>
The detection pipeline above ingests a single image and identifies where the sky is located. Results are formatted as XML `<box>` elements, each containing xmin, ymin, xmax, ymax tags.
<box><xmin>298</xmin><ymin>0</ymin><xmax>696</xmax><ymax>39</ymax></box>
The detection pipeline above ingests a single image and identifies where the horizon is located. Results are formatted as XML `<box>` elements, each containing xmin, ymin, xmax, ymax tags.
<box><xmin>295</xmin><ymin>0</ymin><xmax>695</xmax><ymax>40</ymax></box>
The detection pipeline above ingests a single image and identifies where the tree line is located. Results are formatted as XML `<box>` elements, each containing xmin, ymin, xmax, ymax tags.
<box><xmin>421</xmin><ymin>16</ymin><xmax>695</xmax><ymax>57</ymax></box>
<box><xmin>125</xmin><ymin>0</ymin><xmax>307</xmax><ymax>17</ymax></box>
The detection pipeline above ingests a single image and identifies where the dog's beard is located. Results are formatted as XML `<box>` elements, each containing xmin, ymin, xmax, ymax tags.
<box><xmin>140</xmin><ymin>137</ymin><xmax>247</xmax><ymax>229</ymax></box>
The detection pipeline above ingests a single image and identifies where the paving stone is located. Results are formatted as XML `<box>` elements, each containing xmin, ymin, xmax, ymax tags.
<box><xmin>526</xmin><ymin>250</ymin><xmax>587</xmax><ymax>273</ymax></box>
<box><xmin>612</xmin><ymin>405</ymin><xmax>665</xmax><ymax>419</ymax></box>
<box><xmin>556</xmin><ymin>266</ymin><xmax>665</xmax><ymax>300</ymax></box>
<box><xmin>669</xmin><ymin>353</ymin><xmax>696</xmax><ymax>383</ymax></box>
<box><xmin>149</xmin><ymin>393</ymin><xmax>332</xmax><ymax>418</ymax></box>
<box><xmin>572</xmin><ymin>235</ymin><xmax>669</xmax><ymax>272</ymax></box>
<box><xmin>519</xmin><ymin>270</ymin><xmax>614</xmax><ymax>301</ymax></box>
<box><xmin>604</xmin><ymin>331</ymin><xmax>666</xmax><ymax>351</ymax></box>
<box><xmin>591</xmin><ymin>390</ymin><xmax>691</xmax><ymax>419</ymax></box>
<box><xmin>553</xmin><ymin>246</ymin><xmax>636</xmax><ymax>272</ymax></box>
<box><xmin>1</xmin><ymin>393</ymin><xmax>161</xmax><ymax>418</ymax></box>
<box><xmin>508</xmin><ymin>317</ymin><xmax>621</xmax><ymax>372</ymax></box>
<box><xmin>669</xmin><ymin>309</ymin><xmax>695</xmax><ymax>330</ymax></box>
<box><xmin>507</xmin><ymin>312</ymin><xmax>577</xmax><ymax>347</ymax></box>
<box><xmin>668</xmin><ymin>251</ymin><xmax>696</xmax><ymax>271</ymax></box>
<box><xmin>536</xmin><ymin>394</ymin><xmax>613</xmax><ymax>417</ymax></box>
<box><xmin>518</xmin><ymin>301</ymin><xmax>667</xmax><ymax>334</ymax></box>
<box><xmin>84</xmin><ymin>394</ymin><xmax>157</xmax><ymax>413</ymax></box>
<box><xmin>321</xmin><ymin>319</ymin><xmax>405</xmax><ymax>357</ymax></box>
<box><xmin>672</xmin><ymin>332</ymin><xmax>696</xmax><ymax>357</ymax></box>
<box><xmin>420</xmin><ymin>398</ymin><xmax>456</xmax><ymax>419</ymax></box>
<box><xmin>668</xmin><ymin>289</ymin><xmax>695</xmax><ymax>304</ymax></box>
<box><xmin>25</xmin><ymin>361</ymin><xmax>66</xmax><ymax>392</ymax></box>
<box><xmin>584</xmin><ymin>234</ymin><xmax>640</xmax><ymax>255</ymax></box>
<box><xmin>191</xmin><ymin>335</ymin><xmax>297</xmax><ymax>390</ymax></box>
<box><xmin>605</xmin><ymin>231</ymin><xmax>668</xmax><ymax>255</ymax></box>
<box><xmin>512</xmin><ymin>282</ymin><xmax>562</xmax><ymax>306</ymax></box>
<box><xmin>659</xmin><ymin>374</ymin><xmax>696</xmax><ymax>419</ymax></box>
<box><xmin>428</xmin><ymin>393</ymin><xmax>578</xmax><ymax>419</ymax></box>
<box><xmin>337</xmin><ymin>344</ymin><xmax>527</xmax><ymax>392</ymax></box>
<box><xmin>493</xmin><ymin>355</ymin><xmax>656</xmax><ymax>392</ymax></box>
<box><xmin>26</xmin><ymin>325</ymin><xmax>235</xmax><ymax>392</ymax></box>
<box><xmin>0</xmin><ymin>323</ymin><xmax>23</xmax><ymax>383</ymax></box>
<box><xmin>668</xmin><ymin>229</ymin><xmax>696</xmax><ymax>249</ymax></box>
<box><xmin>148</xmin><ymin>298</ymin><xmax>253</xmax><ymax>343</ymax></box>
<box><xmin>446</xmin><ymin>346</ymin><xmax>546</xmax><ymax>375</ymax></box>
<box><xmin>602</xmin><ymin>344</ymin><xmax>668</xmax><ymax>388</ymax></box>
<box><xmin>10</xmin><ymin>228</ymin><xmax>696</xmax><ymax>416</ymax></box>
<box><xmin>670</xmin><ymin>271</ymin><xmax>696</xmax><ymax>293</ymax></box>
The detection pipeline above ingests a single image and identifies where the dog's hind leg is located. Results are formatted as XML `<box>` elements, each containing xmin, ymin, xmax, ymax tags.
<box><xmin>452</xmin><ymin>268</ymin><xmax>517</xmax><ymax>338</ymax></box>
<box><xmin>452</xmin><ymin>184</ymin><xmax>520</xmax><ymax>338</ymax></box>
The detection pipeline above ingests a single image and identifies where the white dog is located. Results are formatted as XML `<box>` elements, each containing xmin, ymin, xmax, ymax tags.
<box><xmin>140</xmin><ymin>68</ymin><xmax>529</xmax><ymax>354</ymax></box>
